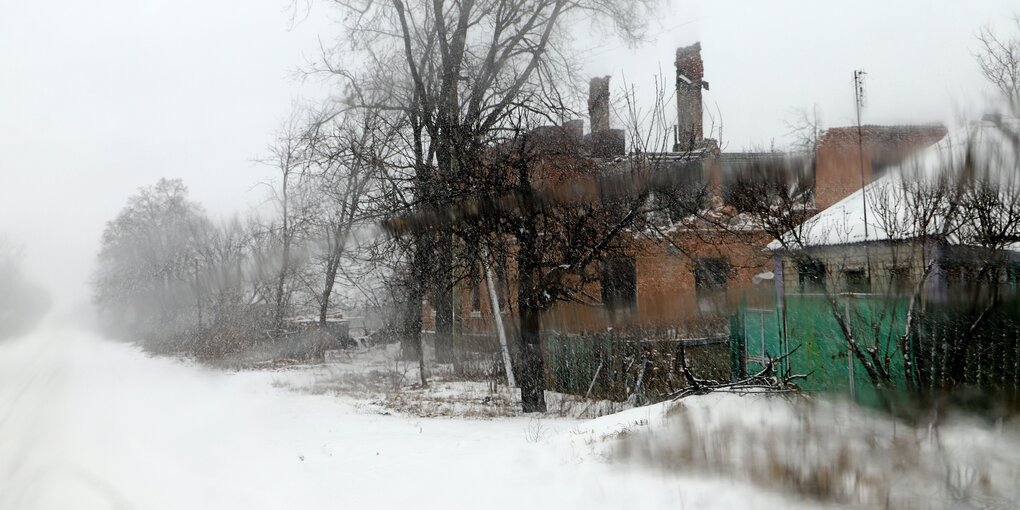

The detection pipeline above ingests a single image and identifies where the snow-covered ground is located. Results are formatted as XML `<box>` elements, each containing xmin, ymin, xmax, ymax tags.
<box><xmin>0</xmin><ymin>319</ymin><xmax>818</xmax><ymax>510</ymax></box>
<box><xmin>4</xmin><ymin>319</ymin><xmax>1018</xmax><ymax>509</ymax></box>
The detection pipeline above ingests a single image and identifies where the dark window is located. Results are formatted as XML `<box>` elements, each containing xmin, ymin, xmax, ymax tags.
<box><xmin>468</xmin><ymin>266</ymin><xmax>482</xmax><ymax>315</ymax></box>
<box><xmin>493</xmin><ymin>262</ymin><xmax>508</xmax><ymax>310</ymax></box>
<box><xmin>797</xmin><ymin>260</ymin><xmax>827</xmax><ymax>293</ymax></box>
<box><xmin>695</xmin><ymin>258</ymin><xmax>729</xmax><ymax>314</ymax></box>
<box><xmin>843</xmin><ymin>269</ymin><xmax>871</xmax><ymax>294</ymax></box>
<box><xmin>470</xmin><ymin>282</ymin><xmax>482</xmax><ymax>315</ymax></box>
<box><xmin>600</xmin><ymin>257</ymin><xmax>637</xmax><ymax>310</ymax></box>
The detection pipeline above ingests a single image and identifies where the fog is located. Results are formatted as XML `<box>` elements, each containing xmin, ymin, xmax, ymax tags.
<box><xmin>4</xmin><ymin>1</ymin><xmax>1020</xmax><ymax>508</ymax></box>
<box><xmin>0</xmin><ymin>240</ymin><xmax>51</xmax><ymax>340</ymax></box>
<box><xmin>0</xmin><ymin>0</ymin><xmax>335</xmax><ymax>307</ymax></box>
<box><xmin>1</xmin><ymin>0</ymin><xmax>1013</xmax><ymax>308</ymax></box>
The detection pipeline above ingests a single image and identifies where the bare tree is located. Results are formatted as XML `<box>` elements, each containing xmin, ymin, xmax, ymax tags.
<box><xmin>300</xmin><ymin>109</ymin><xmax>396</xmax><ymax>326</ymax></box>
<box><xmin>92</xmin><ymin>178</ymin><xmax>212</xmax><ymax>350</ymax></box>
<box><xmin>976</xmin><ymin>16</ymin><xmax>1020</xmax><ymax>112</ymax></box>
<box><xmin>316</xmin><ymin>0</ymin><xmax>665</xmax><ymax>412</ymax></box>
<box><xmin>191</xmin><ymin>217</ymin><xmax>268</xmax><ymax>354</ymax></box>
<box><xmin>784</xmin><ymin>105</ymin><xmax>824</xmax><ymax>153</ymax></box>
<box><xmin>387</xmin><ymin>72</ymin><xmax>721</xmax><ymax>410</ymax></box>
<box><xmin>258</xmin><ymin>112</ymin><xmax>318</xmax><ymax>330</ymax></box>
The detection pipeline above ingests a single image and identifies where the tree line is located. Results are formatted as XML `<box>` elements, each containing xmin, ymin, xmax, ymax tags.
<box><xmin>92</xmin><ymin>108</ymin><xmax>396</xmax><ymax>357</ymax></box>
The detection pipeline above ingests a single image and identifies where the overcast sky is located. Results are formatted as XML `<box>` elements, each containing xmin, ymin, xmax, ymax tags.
<box><xmin>1</xmin><ymin>0</ymin><xmax>1016</xmax><ymax>306</ymax></box>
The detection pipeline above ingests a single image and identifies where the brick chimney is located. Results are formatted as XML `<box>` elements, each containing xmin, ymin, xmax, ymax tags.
<box><xmin>675</xmin><ymin>42</ymin><xmax>707</xmax><ymax>150</ymax></box>
<box><xmin>588</xmin><ymin>76</ymin><xmax>611</xmax><ymax>133</ymax></box>
<box><xmin>587</xmin><ymin>75</ymin><xmax>625</xmax><ymax>158</ymax></box>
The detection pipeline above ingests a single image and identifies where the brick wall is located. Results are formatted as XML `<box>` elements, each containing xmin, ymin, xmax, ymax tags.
<box><xmin>815</xmin><ymin>125</ymin><xmax>946</xmax><ymax>210</ymax></box>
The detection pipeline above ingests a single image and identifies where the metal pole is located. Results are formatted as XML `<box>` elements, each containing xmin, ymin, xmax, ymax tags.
<box><xmin>854</xmin><ymin>70</ymin><xmax>870</xmax><ymax>243</ymax></box>
<box><xmin>855</xmin><ymin>70</ymin><xmax>874</xmax><ymax>287</ymax></box>
<box><xmin>845</xmin><ymin>298</ymin><xmax>856</xmax><ymax>400</ymax></box>
<box><xmin>482</xmin><ymin>246</ymin><xmax>515</xmax><ymax>388</ymax></box>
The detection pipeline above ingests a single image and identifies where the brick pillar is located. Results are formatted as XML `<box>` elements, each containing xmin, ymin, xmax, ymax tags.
<box><xmin>675</xmin><ymin>42</ymin><xmax>705</xmax><ymax>150</ymax></box>
<box><xmin>588</xmin><ymin>76</ymin><xmax>611</xmax><ymax>134</ymax></box>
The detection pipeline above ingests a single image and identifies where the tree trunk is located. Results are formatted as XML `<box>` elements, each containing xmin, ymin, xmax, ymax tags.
<box><xmin>402</xmin><ymin>300</ymin><xmax>428</xmax><ymax>387</ymax></box>
<box><xmin>401</xmin><ymin>278</ymin><xmax>424</xmax><ymax>362</ymax></box>
<box><xmin>433</xmin><ymin>233</ymin><xmax>455</xmax><ymax>363</ymax></box>
<box><xmin>516</xmin><ymin>226</ymin><xmax>546</xmax><ymax>412</ymax></box>
<box><xmin>518</xmin><ymin>301</ymin><xmax>546</xmax><ymax>413</ymax></box>
<box><xmin>319</xmin><ymin>255</ymin><xmax>339</xmax><ymax>325</ymax></box>
<box><xmin>193</xmin><ymin>258</ymin><xmax>203</xmax><ymax>329</ymax></box>
<box><xmin>401</xmin><ymin>239</ymin><xmax>428</xmax><ymax>389</ymax></box>
<box><xmin>417</xmin><ymin>333</ymin><xmax>428</xmax><ymax>388</ymax></box>
<box><xmin>273</xmin><ymin>252</ymin><xmax>288</xmax><ymax>330</ymax></box>
<box><xmin>274</xmin><ymin>169</ymin><xmax>291</xmax><ymax>331</ymax></box>
<box><xmin>514</xmin><ymin>169</ymin><xmax>546</xmax><ymax>413</ymax></box>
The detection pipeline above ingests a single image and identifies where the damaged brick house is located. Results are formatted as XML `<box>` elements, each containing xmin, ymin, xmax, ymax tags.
<box><xmin>422</xmin><ymin>42</ymin><xmax>945</xmax><ymax>401</ymax></box>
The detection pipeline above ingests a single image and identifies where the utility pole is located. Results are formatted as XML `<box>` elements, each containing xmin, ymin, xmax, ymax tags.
<box><xmin>854</xmin><ymin>70</ymin><xmax>875</xmax><ymax>294</ymax></box>
<box><xmin>854</xmin><ymin>70</ymin><xmax>870</xmax><ymax>242</ymax></box>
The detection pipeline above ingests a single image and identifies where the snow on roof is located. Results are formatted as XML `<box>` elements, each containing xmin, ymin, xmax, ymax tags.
<box><xmin>768</xmin><ymin>117</ymin><xmax>1020</xmax><ymax>251</ymax></box>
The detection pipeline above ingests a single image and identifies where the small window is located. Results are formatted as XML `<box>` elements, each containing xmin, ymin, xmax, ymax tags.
<box><xmin>471</xmin><ymin>269</ymin><xmax>483</xmax><ymax>316</ymax></box>
<box><xmin>600</xmin><ymin>257</ymin><xmax>637</xmax><ymax>310</ymax></box>
<box><xmin>493</xmin><ymin>262</ymin><xmax>508</xmax><ymax>310</ymax></box>
<box><xmin>843</xmin><ymin>269</ymin><xmax>871</xmax><ymax>294</ymax></box>
<box><xmin>797</xmin><ymin>260</ymin><xmax>827</xmax><ymax>293</ymax></box>
<box><xmin>470</xmin><ymin>286</ymin><xmax>482</xmax><ymax>317</ymax></box>
<box><xmin>695</xmin><ymin>258</ymin><xmax>729</xmax><ymax>314</ymax></box>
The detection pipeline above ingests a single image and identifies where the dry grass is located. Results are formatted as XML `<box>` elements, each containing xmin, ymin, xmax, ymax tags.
<box><xmin>611</xmin><ymin>395</ymin><xmax>1020</xmax><ymax>509</ymax></box>
<box><xmin>260</xmin><ymin>343</ymin><xmax>637</xmax><ymax>419</ymax></box>
<box><xmin>369</xmin><ymin>383</ymin><xmax>637</xmax><ymax>419</ymax></box>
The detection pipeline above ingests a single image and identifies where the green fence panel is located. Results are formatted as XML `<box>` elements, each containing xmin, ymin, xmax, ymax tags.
<box><xmin>736</xmin><ymin>294</ymin><xmax>910</xmax><ymax>406</ymax></box>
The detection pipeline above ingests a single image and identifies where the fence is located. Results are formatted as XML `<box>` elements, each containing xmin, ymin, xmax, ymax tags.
<box><xmin>915</xmin><ymin>300</ymin><xmax>1020</xmax><ymax>403</ymax></box>
<box><xmin>545</xmin><ymin>331</ymin><xmax>730</xmax><ymax>403</ymax></box>
<box><xmin>734</xmin><ymin>293</ymin><xmax>1020</xmax><ymax>406</ymax></box>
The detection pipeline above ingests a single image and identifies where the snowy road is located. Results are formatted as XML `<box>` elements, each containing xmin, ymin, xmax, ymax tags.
<box><xmin>0</xmin><ymin>320</ymin><xmax>806</xmax><ymax>510</ymax></box>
